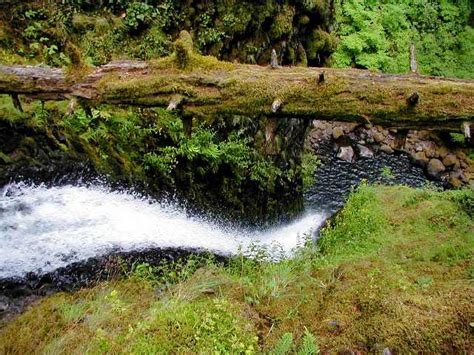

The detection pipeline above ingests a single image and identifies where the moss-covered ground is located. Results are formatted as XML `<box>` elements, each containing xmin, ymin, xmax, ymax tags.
<box><xmin>1</xmin><ymin>184</ymin><xmax>472</xmax><ymax>353</ymax></box>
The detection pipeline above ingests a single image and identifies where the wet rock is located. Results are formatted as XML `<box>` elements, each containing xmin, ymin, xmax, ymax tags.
<box><xmin>423</xmin><ymin>141</ymin><xmax>439</xmax><ymax>158</ymax></box>
<box><xmin>411</xmin><ymin>151</ymin><xmax>429</xmax><ymax>166</ymax></box>
<box><xmin>380</xmin><ymin>144</ymin><xmax>394</xmax><ymax>154</ymax></box>
<box><xmin>306</xmin><ymin>140</ymin><xmax>440</xmax><ymax>211</ymax></box>
<box><xmin>373</xmin><ymin>132</ymin><xmax>385</xmax><ymax>143</ymax></box>
<box><xmin>357</xmin><ymin>144</ymin><xmax>373</xmax><ymax>158</ymax></box>
<box><xmin>437</xmin><ymin>146</ymin><xmax>449</xmax><ymax>159</ymax></box>
<box><xmin>332</xmin><ymin>127</ymin><xmax>344</xmax><ymax>140</ymax></box>
<box><xmin>442</xmin><ymin>154</ymin><xmax>458</xmax><ymax>167</ymax></box>
<box><xmin>427</xmin><ymin>159</ymin><xmax>446</xmax><ymax>178</ymax></box>
<box><xmin>0</xmin><ymin>299</ymin><xmax>8</xmax><ymax>313</ymax></box>
<box><xmin>449</xmin><ymin>173</ymin><xmax>463</xmax><ymax>188</ymax></box>
<box><xmin>328</xmin><ymin>320</ymin><xmax>340</xmax><ymax>333</ymax></box>
<box><xmin>337</xmin><ymin>146</ymin><xmax>354</xmax><ymax>162</ymax></box>
<box><xmin>456</xmin><ymin>151</ymin><xmax>468</xmax><ymax>162</ymax></box>
<box><xmin>383</xmin><ymin>348</ymin><xmax>393</xmax><ymax>355</ymax></box>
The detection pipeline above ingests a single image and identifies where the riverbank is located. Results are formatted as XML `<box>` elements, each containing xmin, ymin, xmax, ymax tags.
<box><xmin>1</xmin><ymin>184</ymin><xmax>472</xmax><ymax>353</ymax></box>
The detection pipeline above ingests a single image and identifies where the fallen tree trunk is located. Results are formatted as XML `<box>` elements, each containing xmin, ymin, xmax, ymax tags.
<box><xmin>1</xmin><ymin>53</ymin><xmax>473</xmax><ymax>130</ymax></box>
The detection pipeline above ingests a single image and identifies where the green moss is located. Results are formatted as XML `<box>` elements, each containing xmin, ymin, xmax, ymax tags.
<box><xmin>174</xmin><ymin>30</ymin><xmax>193</xmax><ymax>69</ymax></box>
<box><xmin>306</xmin><ymin>29</ymin><xmax>337</xmax><ymax>61</ymax></box>
<box><xmin>301</xmin><ymin>151</ymin><xmax>320</xmax><ymax>191</ymax></box>
<box><xmin>71</xmin><ymin>14</ymin><xmax>110</xmax><ymax>33</ymax></box>
<box><xmin>0</xmin><ymin>150</ymin><xmax>12</xmax><ymax>163</ymax></box>
<box><xmin>296</xmin><ymin>44</ymin><xmax>308</xmax><ymax>66</ymax></box>
<box><xmin>0</xmin><ymin>95</ymin><xmax>29</xmax><ymax>122</ymax></box>
<box><xmin>270</xmin><ymin>4</ymin><xmax>295</xmax><ymax>39</ymax></box>
<box><xmin>0</xmin><ymin>0</ymin><xmax>336</xmax><ymax>68</ymax></box>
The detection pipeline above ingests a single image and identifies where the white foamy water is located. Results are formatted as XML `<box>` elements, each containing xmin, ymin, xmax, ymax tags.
<box><xmin>0</xmin><ymin>183</ymin><xmax>326</xmax><ymax>279</ymax></box>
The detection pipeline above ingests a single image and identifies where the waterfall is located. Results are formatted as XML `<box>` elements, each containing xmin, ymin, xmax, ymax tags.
<box><xmin>0</xmin><ymin>182</ymin><xmax>326</xmax><ymax>279</ymax></box>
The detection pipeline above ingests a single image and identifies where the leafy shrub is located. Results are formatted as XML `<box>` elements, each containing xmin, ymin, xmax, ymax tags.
<box><xmin>450</xmin><ymin>132</ymin><xmax>466</xmax><ymax>145</ymax></box>
<box><xmin>61</xmin><ymin>0</ymin><xmax>138</xmax><ymax>12</ymax></box>
<box><xmin>123</xmin><ymin>2</ymin><xmax>156</xmax><ymax>31</ymax></box>
<box><xmin>331</xmin><ymin>0</ymin><xmax>474</xmax><ymax>78</ymax></box>
<box><xmin>196</xmin><ymin>12</ymin><xmax>226</xmax><ymax>51</ymax></box>
<box><xmin>144</xmin><ymin>126</ymin><xmax>282</xmax><ymax>189</ymax></box>
<box><xmin>133</xmin><ymin>25</ymin><xmax>171</xmax><ymax>60</ymax></box>
<box><xmin>130</xmin><ymin>255</ymin><xmax>214</xmax><ymax>287</ymax></box>
<box><xmin>380</xmin><ymin>165</ymin><xmax>395</xmax><ymax>181</ymax></box>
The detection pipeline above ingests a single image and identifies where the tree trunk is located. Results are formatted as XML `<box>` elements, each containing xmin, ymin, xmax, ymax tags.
<box><xmin>1</xmin><ymin>57</ymin><xmax>473</xmax><ymax>130</ymax></box>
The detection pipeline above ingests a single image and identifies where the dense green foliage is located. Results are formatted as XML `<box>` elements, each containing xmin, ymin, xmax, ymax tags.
<box><xmin>143</xmin><ymin>128</ymin><xmax>282</xmax><ymax>189</ymax></box>
<box><xmin>1</xmin><ymin>1</ymin><xmax>472</xmax><ymax>77</ymax></box>
<box><xmin>1</xmin><ymin>184</ymin><xmax>473</xmax><ymax>352</ymax></box>
<box><xmin>332</xmin><ymin>0</ymin><xmax>474</xmax><ymax>78</ymax></box>
<box><xmin>0</xmin><ymin>95</ymin><xmax>301</xmax><ymax>222</ymax></box>
<box><xmin>0</xmin><ymin>0</ymin><xmax>334</xmax><ymax>67</ymax></box>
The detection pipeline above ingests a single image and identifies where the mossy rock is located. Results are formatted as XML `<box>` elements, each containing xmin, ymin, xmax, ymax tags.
<box><xmin>174</xmin><ymin>30</ymin><xmax>194</xmax><ymax>69</ymax></box>
<box><xmin>269</xmin><ymin>4</ymin><xmax>296</xmax><ymax>39</ymax></box>
<box><xmin>306</xmin><ymin>28</ymin><xmax>337</xmax><ymax>61</ymax></box>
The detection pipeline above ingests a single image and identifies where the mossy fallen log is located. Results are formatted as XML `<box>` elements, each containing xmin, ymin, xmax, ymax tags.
<box><xmin>0</xmin><ymin>48</ymin><xmax>473</xmax><ymax>130</ymax></box>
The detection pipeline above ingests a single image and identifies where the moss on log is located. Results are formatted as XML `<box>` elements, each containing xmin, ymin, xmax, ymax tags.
<box><xmin>0</xmin><ymin>54</ymin><xmax>473</xmax><ymax>130</ymax></box>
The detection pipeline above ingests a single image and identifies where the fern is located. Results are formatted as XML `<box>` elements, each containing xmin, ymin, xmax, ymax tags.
<box><xmin>273</xmin><ymin>333</ymin><xmax>294</xmax><ymax>355</ymax></box>
<box><xmin>297</xmin><ymin>329</ymin><xmax>320</xmax><ymax>355</ymax></box>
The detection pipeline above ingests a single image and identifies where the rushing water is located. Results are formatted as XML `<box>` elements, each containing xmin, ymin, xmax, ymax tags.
<box><xmin>0</xmin><ymin>183</ymin><xmax>326</xmax><ymax>279</ymax></box>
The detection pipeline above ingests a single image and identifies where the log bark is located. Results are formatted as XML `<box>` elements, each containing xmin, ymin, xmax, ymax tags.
<box><xmin>0</xmin><ymin>57</ymin><xmax>473</xmax><ymax>130</ymax></box>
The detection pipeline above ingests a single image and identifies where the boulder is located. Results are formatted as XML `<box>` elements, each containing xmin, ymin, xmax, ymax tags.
<box><xmin>337</xmin><ymin>146</ymin><xmax>354</xmax><ymax>162</ymax></box>
<box><xmin>442</xmin><ymin>154</ymin><xmax>458</xmax><ymax>167</ymax></box>
<box><xmin>449</xmin><ymin>171</ymin><xmax>464</xmax><ymax>188</ymax></box>
<box><xmin>357</xmin><ymin>144</ymin><xmax>373</xmax><ymax>158</ymax></box>
<box><xmin>373</xmin><ymin>132</ymin><xmax>385</xmax><ymax>143</ymax></box>
<box><xmin>380</xmin><ymin>144</ymin><xmax>394</xmax><ymax>154</ymax></box>
<box><xmin>342</xmin><ymin>123</ymin><xmax>359</xmax><ymax>133</ymax></box>
<box><xmin>411</xmin><ymin>151</ymin><xmax>429</xmax><ymax>166</ymax></box>
<box><xmin>427</xmin><ymin>158</ymin><xmax>446</xmax><ymax>178</ymax></box>
<box><xmin>437</xmin><ymin>146</ymin><xmax>449</xmax><ymax>159</ymax></box>
<box><xmin>390</xmin><ymin>136</ymin><xmax>405</xmax><ymax>150</ymax></box>
<box><xmin>423</xmin><ymin>141</ymin><xmax>438</xmax><ymax>158</ymax></box>
<box><xmin>332</xmin><ymin>127</ymin><xmax>344</xmax><ymax>140</ymax></box>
